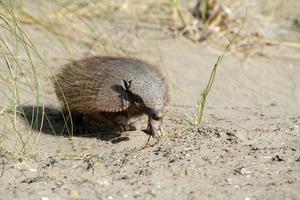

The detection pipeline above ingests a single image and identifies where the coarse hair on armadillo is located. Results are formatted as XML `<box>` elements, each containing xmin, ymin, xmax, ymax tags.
<box><xmin>53</xmin><ymin>56</ymin><xmax>170</xmax><ymax>114</ymax></box>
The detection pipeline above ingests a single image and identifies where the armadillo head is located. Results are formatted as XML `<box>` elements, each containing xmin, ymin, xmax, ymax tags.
<box><xmin>123</xmin><ymin>76</ymin><xmax>167</xmax><ymax>137</ymax></box>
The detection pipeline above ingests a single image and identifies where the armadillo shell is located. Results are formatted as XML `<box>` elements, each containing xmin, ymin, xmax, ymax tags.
<box><xmin>54</xmin><ymin>57</ymin><xmax>134</xmax><ymax>113</ymax></box>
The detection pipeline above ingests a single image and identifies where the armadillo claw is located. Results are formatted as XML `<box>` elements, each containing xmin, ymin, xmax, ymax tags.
<box><xmin>157</xmin><ymin>127</ymin><xmax>165</xmax><ymax>138</ymax></box>
<box><xmin>143</xmin><ymin>133</ymin><xmax>160</xmax><ymax>149</ymax></box>
<box><xmin>119</xmin><ymin>125</ymin><xmax>128</xmax><ymax>132</ymax></box>
<box><xmin>143</xmin><ymin>134</ymin><xmax>152</xmax><ymax>149</ymax></box>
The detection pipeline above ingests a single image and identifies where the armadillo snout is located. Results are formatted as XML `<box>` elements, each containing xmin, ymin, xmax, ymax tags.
<box><xmin>146</xmin><ymin>108</ymin><xmax>164</xmax><ymax>121</ymax></box>
<box><xmin>154</xmin><ymin>111</ymin><xmax>164</xmax><ymax>119</ymax></box>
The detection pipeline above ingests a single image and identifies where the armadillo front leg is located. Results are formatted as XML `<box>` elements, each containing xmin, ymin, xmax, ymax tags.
<box><xmin>73</xmin><ymin>112</ymin><xmax>86</xmax><ymax>134</ymax></box>
<box><xmin>147</xmin><ymin>117</ymin><xmax>163</xmax><ymax>138</ymax></box>
<box><xmin>113</xmin><ymin>113</ymin><xmax>130</xmax><ymax>132</ymax></box>
<box><xmin>86</xmin><ymin>112</ymin><xmax>130</xmax><ymax>132</ymax></box>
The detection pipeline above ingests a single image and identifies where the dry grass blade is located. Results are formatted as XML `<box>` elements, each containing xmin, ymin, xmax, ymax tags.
<box><xmin>0</xmin><ymin>0</ymin><xmax>132</xmax><ymax>154</ymax></box>
<box><xmin>193</xmin><ymin>8</ymin><xmax>247</xmax><ymax>126</ymax></box>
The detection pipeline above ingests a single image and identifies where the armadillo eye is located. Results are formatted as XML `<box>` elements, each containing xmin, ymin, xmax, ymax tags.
<box><xmin>133</xmin><ymin>95</ymin><xmax>143</xmax><ymax>104</ymax></box>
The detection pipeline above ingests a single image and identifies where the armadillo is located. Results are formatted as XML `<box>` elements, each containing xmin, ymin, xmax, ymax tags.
<box><xmin>54</xmin><ymin>56</ymin><xmax>169</xmax><ymax>137</ymax></box>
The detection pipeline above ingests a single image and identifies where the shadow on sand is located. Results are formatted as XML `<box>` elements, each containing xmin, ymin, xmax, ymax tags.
<box><xmin>18</xmin><ymin>105</ymin><xmax>130</xmax><ymax>143</ymax></box>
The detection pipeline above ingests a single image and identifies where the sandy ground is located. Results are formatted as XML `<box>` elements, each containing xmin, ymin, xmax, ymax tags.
<box><xmin>0</xmin><ymin>1</ymin><xmax>300</xmax><ymax>200</ymax></box>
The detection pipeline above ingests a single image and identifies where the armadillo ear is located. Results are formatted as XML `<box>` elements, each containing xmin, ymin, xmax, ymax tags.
<box><xmin>122</xmin><ymin>79</ymin><xmax>132</xmax><ymax>91</ymax></box>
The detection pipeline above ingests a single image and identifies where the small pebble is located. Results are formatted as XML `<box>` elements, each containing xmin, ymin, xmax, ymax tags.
<box><xmin>97</xmin><ymin>180</ymin><xmax>110</xmax><ymax>186</ymax></box>
<box><xmin>68</xmin><ymin>189</ymin><xmax>80</xmax><ymax>197</ymax></box>
<box><xmin>29</xmin><ymin>168</ymin><xmax>37</xmax><ymax>172</ymax></box>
